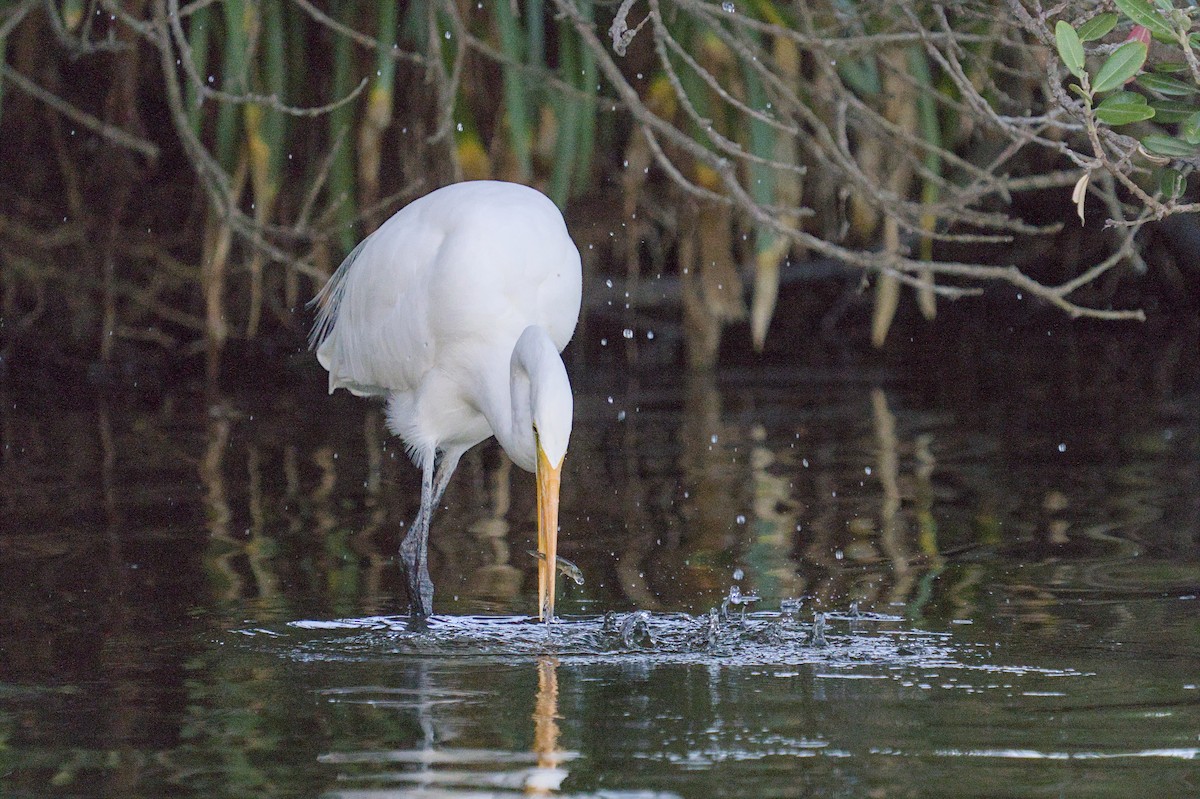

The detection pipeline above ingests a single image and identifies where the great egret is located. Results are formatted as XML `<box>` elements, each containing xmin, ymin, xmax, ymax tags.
<box><xmin>309</xmin><ymin>181</ymin><xmax>582</xmax><ymax>622</ymax></box>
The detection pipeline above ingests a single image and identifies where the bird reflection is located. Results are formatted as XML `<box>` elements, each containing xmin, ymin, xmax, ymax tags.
<box><xmin>316</xmin><ymin>656</ymin><xmax>577</xmax><ymax>795</ymax></box>
<box><xmin>528</xmin><ymin>656</ymin><xmax>568</xmax><ymax>794</ymax></box>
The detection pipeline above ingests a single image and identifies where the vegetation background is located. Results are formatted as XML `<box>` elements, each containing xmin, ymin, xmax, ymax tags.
<box><xmin>1</xmin><ymin>0</ymin><xmax>1198</xmax><ymax>382</ymax></box>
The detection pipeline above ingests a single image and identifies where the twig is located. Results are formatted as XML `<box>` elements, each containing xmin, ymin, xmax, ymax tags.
<box><xmin>166</xmin><ymin>0</ymin><xmax>370</xmax><ymax>119</ymax></box>
<box><xmin>553</xmin><ymin>0</ymin><xmax>1145</xmax><ymax>323</ymax></box>
<box><xmin>0</xmin><ymin>0</ymin><xmax>37</xmax><ymax>39</ymax></box>
<box><xmin>289</xmin><ymin>0</ymin><xmax>424</xmax><ymax>64</ymax></box>
<box><xmin>42</xmin><ymin>0</ymin><xmax>132</xmax><ymax>55</ymax></box>
<box><xmin>0</xmin><ymin>63</ymin><xmax>160</xmax><ymax>159</ymax></box>
<box><xmin>608</xmin><ymin>0</ymin><xmax>649</xmax><ymax>56</ymax></box>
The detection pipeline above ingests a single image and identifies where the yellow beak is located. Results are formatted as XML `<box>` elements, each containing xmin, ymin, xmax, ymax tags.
<box><xmin>536</xmin><ymin>444</ymin><xmax>562</xmax><ymax>622</ymax></box>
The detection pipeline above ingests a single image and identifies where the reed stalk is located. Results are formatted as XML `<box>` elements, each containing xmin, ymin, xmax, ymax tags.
<box><xmin>216</xmin><ymin>0</ymin><xmax>249</xmax><ymax>174</ymax></box>
<box><xmin>909</xmin><ymin>46</ymin><xmax>941</xmax><ymax>320</ymax></box>
<box><xmin>244</xmin><ymin>0</ymin><xmax>287</xmax><ymax>337</ymax></box>
<box><xmin>328</xmin><ymin>0</ymin><xmax>358</xmax><ymax>254</ymax></box>
<box><xmin>495</xmin><ymin>0</ymin><xmax>532</xmax><ymax>180</ymax></box>
<box><xmin>357</xmin><ymin>0</ymin><xmax>398</xmax><ymax>232</ymax></box>
<box><xmin>185</xmin><ymin>5</ymin><xmax>211</xmax><ymax>138</ymax></box>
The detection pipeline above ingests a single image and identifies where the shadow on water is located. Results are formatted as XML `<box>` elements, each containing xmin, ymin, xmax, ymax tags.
<box><xmin>2</xmin><ymin>320</ymin><xmax>1199</xmax><ymax>797</ymax></box>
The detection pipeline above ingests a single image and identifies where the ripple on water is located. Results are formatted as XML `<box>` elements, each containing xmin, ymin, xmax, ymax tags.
<box><xmin>229</xmin><ymin>608</ymin><xmax>1085</xmax><ymax>678</ymax></box>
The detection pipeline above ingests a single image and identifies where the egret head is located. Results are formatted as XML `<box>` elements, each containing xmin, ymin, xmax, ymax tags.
<box><xmin>530</xmin><ymin>365</ymin><xmax>573</xmax><ymax>470</ymax></box>
<box><xmin>513</xmin><ymin>325</ymin><xmax>573</xmax><ymax>623</ymax></box>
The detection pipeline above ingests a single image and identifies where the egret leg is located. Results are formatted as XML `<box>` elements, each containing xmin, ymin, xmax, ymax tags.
<box><xmin>401</xmin><ymin>452</ymin><xmax>437</xmax><ymax>620</ymax></box>
<box><xmin>430</xmin><ymin>449</ymin><xmax>464</xmax><ymax>509</ymax></box>
<box><xmin>400</xmin><ymin>448</ymin><xmax>464</xmax><ymax>621</ymax></box>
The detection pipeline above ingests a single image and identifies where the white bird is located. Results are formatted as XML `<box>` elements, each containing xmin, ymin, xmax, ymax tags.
<box><xmin>309</xmin><ymin>181</ymin><xmax>582</xmax><ymax>622</ymax></box>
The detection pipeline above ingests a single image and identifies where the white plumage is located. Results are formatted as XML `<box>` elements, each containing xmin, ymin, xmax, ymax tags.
<box><xmin>310</xmin><ymin>181</ymin><xmax>582</xmax><ymax>622</ymax></box>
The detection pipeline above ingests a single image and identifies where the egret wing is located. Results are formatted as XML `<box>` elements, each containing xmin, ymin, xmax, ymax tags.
<box><xmin>309</xmin><ymin>214</ymin><xmax>441</xmax><ymax>397</ymax></box>
<box><xmin>309</xmin><ymin>181</ymin><xmax>581</xmax><ymax>399</ymax></box>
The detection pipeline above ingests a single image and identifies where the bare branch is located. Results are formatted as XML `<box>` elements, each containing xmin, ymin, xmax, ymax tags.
<box><xmin>0</xmin><ymin>63</ymin><xmax>160</xmax><ymax>159</ymax></box>
<box><xmin>166</xmin><ymin>0</ymin><xmax>370</xmax><ymax>119</ymax></box>
<box><xmin>609</xmin><ymin>0</ymin><xmax>649</xmax><ymax>56</ymax></box>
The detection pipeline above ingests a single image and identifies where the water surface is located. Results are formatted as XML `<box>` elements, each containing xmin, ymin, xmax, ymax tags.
<box><xmin>2</xmin><ymin>323</ymin><xmax>1198</xmax><ymax>797</ymax></box>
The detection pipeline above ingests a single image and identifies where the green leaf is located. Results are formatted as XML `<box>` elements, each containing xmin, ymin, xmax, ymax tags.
<box><xmin>1114</xmin><ymin>0</ymin><xmax>1175</xmax><ymax>41</ymax></box>
<box><xmin>1092</xmin><ymin>41</ymin><xmax>1148</xmax><ymax>93</ymax></box>
<box><xmin>1136</xmin><ymin>73</ymin><xmax>1197</xmax><ymax>96</ymax></box>
<box><xmin>1159</xmin><ymin>168</ymin><xmax>1185</xmax><ymax>199</ymax></box>
<box><xmin>1152</xmin><ymin>61</ymin><xmax>1189</xmax><ymax>74</ymax></box>
<box><xmin>1150</xmin><ymin>100</ymin><xmax>1200</xmax><ymax>123</ymax></box>
<box><xmin>1183</xmin><ymin>111</ymin><xmax>1200</xmax><ymax>144</ymax></box>
<box><xmin>1141</xmin><ymin>133</ymin><xmax>1198</xmax><ymax>157</ymax></box>
<box><xmin>1055</xmin><ymin>21</ymin><xmax>1087</xmax><ymax>81</ymax></box>
<box><xmin>1077</xmin><ymin>13</ymin><xmax>1119</xmax><ymax>42</ymax></box>
<box><xmin>1095</xmin><ymin>91</ymin><xmax>1156</xmax><ymax>125</ymax></box>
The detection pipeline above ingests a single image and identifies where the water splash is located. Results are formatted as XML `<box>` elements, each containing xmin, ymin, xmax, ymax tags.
<box><xmin>720</xmin><ymin>585</ymin><xmax>761</xmax><ymax>622</ymax></box>
<box><xmin>230</xmin><ymin>597</ymin><xmax>1078</xmax><ymax>679</ymax></box>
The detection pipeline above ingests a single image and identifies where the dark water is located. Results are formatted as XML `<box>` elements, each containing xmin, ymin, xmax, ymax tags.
<box><xmin>2</xmin><ymin>323</ymin><xmax>1199</xmax><ymax>798</ymax></box>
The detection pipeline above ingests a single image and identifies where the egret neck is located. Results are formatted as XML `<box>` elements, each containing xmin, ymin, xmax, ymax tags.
<box><xmin>484</xmin><ymin>325</ymin><xmax>572</xmax><ymax>621</ymax></box>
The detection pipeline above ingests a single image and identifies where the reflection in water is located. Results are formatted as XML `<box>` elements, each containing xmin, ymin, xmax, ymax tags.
<box><xmin>316</xmin><ymin>656</ymin><xmax>579</xmax><ymax>797</ymax></box>
<box><xmin>872</xmin><ymin>386</ymin><xmax>913</xmax><ymax>599</ymax></box>
<box><xmin>176</xmin><ymin>370</ymin><xmax>978</xmax><ymax>619</ymax></box>
<box><xmin>2</xmin><ymin>341</ymin><xmax>1197</xmax><ymax>625</ymax></box>
<box><xmin>463</xmin><ymin>453</ymin><xmax>523</xmax><ymax>607</ymax></box>
<box><xmin>530</xmin><ymin>657</ymin><xmax>568</xmax><ymax>794</ymax></box>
